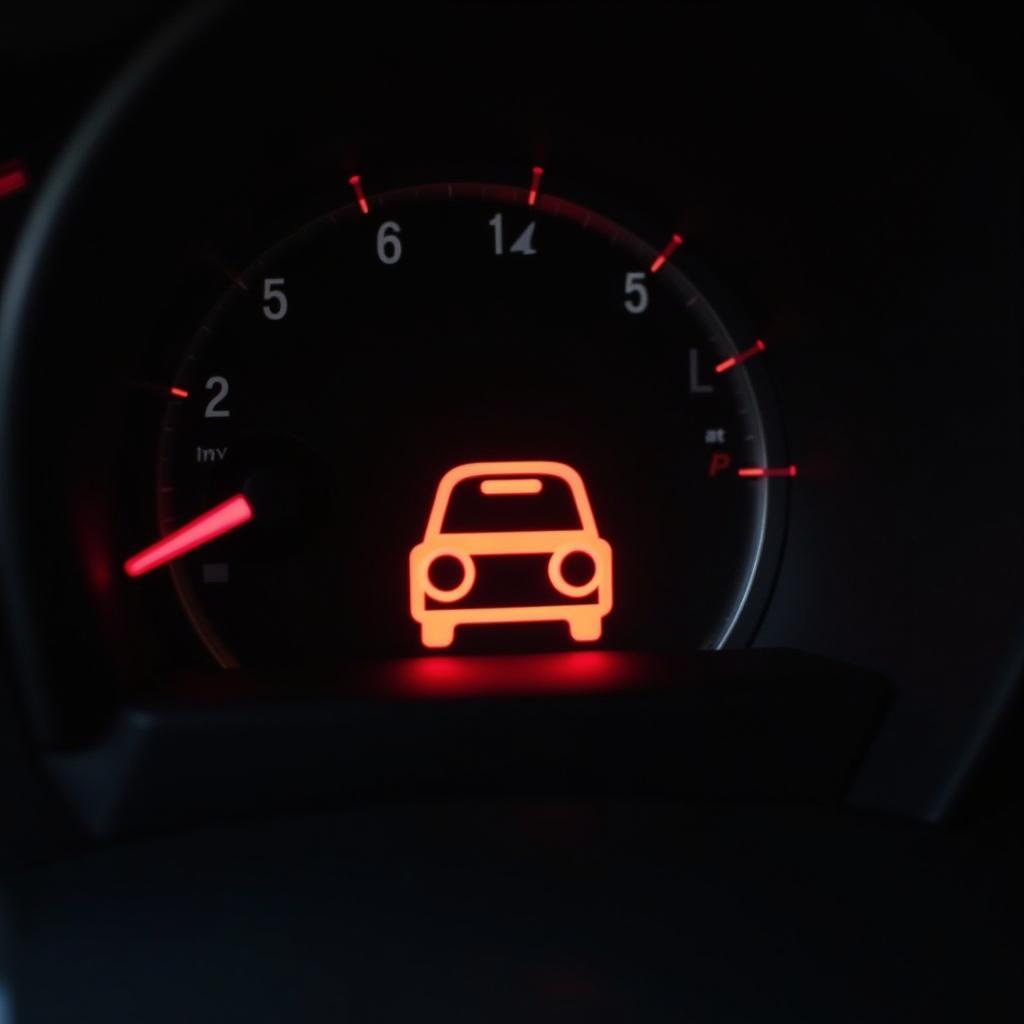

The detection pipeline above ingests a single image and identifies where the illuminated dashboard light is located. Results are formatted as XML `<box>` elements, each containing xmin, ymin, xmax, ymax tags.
<box><xmin>348</xmin><ymin>174</ymin><xmax>369</xmax><ymax>214</ymax></box>
<box><xmin>528</xmin><ymin>165</ymin><xmax>544</xmax><ymax>206</ymax></box>
<box><xmin>409</xmin><ymin>461</ymin><xmax>613</xmax><ymax>649</ymax></box>
<box><xmin>738</xmin><ymin>465</ymin><xmax>797</xmax><ymax>478</ymax></box>
<box><xmin>715</xmin><ymin>338</ymin><xmax>767</xmax><ymax>374</ymax></box>
<box><xmin>649</xmin><ymin>232</ymin><xmax>683</xmax><ymax>273</ymax></box>
<box><xmin>124</xmin><ymin>494</ymin><xmax>253</xmax><ymax>577</ymax></box>
<box><xmin>169</xmin><ymin>387</ymin><xmax>190</xmax><ymax>399</ymax></box>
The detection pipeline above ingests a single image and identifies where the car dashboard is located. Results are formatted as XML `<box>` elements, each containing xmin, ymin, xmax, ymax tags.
<box><xmin>0</xmin><ymin>4</ymin><xmax>1021</xmax><ymax>1021</ymax></box>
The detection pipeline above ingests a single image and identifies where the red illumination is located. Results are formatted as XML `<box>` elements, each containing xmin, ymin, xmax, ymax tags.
<box><xmin>715</xmin><ymin>338</ymin><xmax>767</xmax><ymax>374</ymax></box>
<box><xmin>169</xmin><ymin>387</ymin><xmax>189</xmax><ymax>399</ymax></box>
<box><xmin>528</xmin><ymin>165</ymin><xmax>544</xmax><ymax>206</ymax></box>
<box><xmin>388</xmin><ymin>651</ymin><xmax>647</xmax><ymax>699</ymax></box>
<box><xmin>0</xmin><ymin>160</ymin><xmax>28</xmax><ymax>200</ymax></box>
<box><xmin>649</xmin><ymin>232</ymin><xmax>683</xmax><ymax>273</ymax></box>
<box><xmin>348</xmin><ymin>174</ymin><xmax>369</xmax><ymax>214</ymax></box>
<box><xmin>738</xmin><ymin>465</ymin><xmax>798</xmax><ymax>479</ymax></box>
<box><xmin>124</xmin><ymin>494</ymin><xmax>253</xmax><ymax>577</ymax></box>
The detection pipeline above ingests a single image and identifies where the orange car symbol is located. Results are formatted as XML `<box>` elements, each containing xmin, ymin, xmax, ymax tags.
<box><xmin>409</xmin><ymin>461</ymin><xmax>613</xmax><ymax>649</ymax></box>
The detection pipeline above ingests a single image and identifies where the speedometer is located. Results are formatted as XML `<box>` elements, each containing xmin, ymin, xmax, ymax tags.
<box><xmin>124</xmin><ymin>175</ymin><xmax>790</xmax><ymax>667</ymax></box>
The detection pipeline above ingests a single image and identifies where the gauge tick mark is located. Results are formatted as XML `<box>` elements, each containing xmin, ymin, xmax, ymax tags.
<box><xmin>528</xmin><ymin>165</ymin><xmax>544</xmax><ymax>207</ymax></box>
<box><xmin>650</xmin><ymin>232</ymin><xmax>683</xmax><ymax>273</ymax></box>
<box><xmin>716</xmin><ymin>339</ymin><xmax>766</xmax><ymax>374</ymax></box>
<box><xmin>738</xmin><ymin>466</ymin><xmax>797</xmax><ymax>479</ymax></box>
<box><xmin>348</xmin><ymin>174</ymin><xmax>370</xmax><ymax>214</ymax></box>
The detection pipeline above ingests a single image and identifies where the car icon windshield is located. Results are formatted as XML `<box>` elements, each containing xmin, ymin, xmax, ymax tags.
<box><xmin>440</xmin><ymin>473</ymin><xmax>583</xmax><ymax>533</ymax></box>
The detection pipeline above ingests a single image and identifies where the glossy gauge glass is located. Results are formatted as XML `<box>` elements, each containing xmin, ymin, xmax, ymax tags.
<box><xmin>154</xmin><ymin>182</ymin><xmax>778</xmax><ymax>667</ymax></box>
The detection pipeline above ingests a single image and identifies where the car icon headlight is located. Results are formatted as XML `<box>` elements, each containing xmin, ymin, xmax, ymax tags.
<box><xmin>548</xmin><ymin>546</ymin><xmax>600</xmax><ymax>599</ymax></box>
<box><xmin>421</xmin><ymin>550</ymin><xmax>476</xmax><ymax>603</ymax></box>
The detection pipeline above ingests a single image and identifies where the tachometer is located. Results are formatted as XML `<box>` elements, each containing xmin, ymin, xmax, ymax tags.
<box><xmin>125</xmin><ymin>176</ymin><xmax>790</xmax><ymax>667</ymax></box>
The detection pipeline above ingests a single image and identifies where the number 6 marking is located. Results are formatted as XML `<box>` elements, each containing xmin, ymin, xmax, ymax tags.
<box><xmin>377</xmin><ymin>221</ymin><xmax>402</xmax><ymax>264</ymax></box>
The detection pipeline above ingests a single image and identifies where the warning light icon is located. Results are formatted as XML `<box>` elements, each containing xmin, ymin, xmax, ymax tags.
<box><xmin>409</xmin><ymin>461</ymin><xmax>614</xmax><ymax>649</ymax></box>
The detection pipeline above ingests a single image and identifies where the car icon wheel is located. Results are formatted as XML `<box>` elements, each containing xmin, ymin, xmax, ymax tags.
<box><xmin>568</xmin><ymin>614</ymin><xmax>602</xmax><ymax>642</ymax></box>
<box><xmin>421</xmin><ymin>620</ymin><xmax>457</xmax><ymax>649</ymax></box>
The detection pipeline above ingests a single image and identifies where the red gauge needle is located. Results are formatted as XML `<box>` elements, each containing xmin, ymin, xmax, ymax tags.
<box><xmin>124</xmin><ymin>494</ymin><xmax>253</xmax><ymax>578</ymax></box>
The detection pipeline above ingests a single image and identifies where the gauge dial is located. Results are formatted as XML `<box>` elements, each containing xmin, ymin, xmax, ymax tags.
<box><xmin>142</xmin><ymin>181</ymin><xmax>781</xmax><ymax>667</ymax></box>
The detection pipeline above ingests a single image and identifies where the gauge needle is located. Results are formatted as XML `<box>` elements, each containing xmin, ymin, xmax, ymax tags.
<box><xmin>124</xmin><ymin>494</ymin><xmax>253</xmax><ymax>577</ymax></box>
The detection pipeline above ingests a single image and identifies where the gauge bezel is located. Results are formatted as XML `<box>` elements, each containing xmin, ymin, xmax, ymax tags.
<box><xmin>155</xmin><ymin>181</ymin><xmax>791</xmax><ymax>667</ymax></box>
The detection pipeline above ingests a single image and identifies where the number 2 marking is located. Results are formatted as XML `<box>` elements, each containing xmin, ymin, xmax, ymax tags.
<box><xmin>204</xmin><ymin>376</ymin><xmax>230</xmax><ymax>418</ymax></box>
